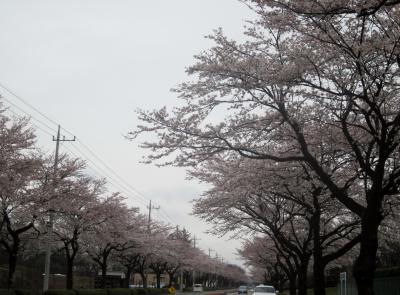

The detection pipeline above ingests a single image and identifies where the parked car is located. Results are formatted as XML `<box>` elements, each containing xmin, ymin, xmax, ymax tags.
<box><xmin>238</xmin><ymin>285</ymin><xmax>248</xmax><ymax>294</ymax></box>
<box><xmin>193</xmin><ymin>284</ymin><xmax>203</xmax><ymax>292</ymax></box>
<box><xmin>252</xmin><ymin>285</ymin><xmax>276</xmax><ymax>295</ymax></box>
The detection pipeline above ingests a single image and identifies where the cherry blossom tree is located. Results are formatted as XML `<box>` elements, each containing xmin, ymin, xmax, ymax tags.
<box><xmin>133</xmin><ymin>253</ymin><xmax>150</xmax><ymax>288</ymax></box>
<box><xmin>164</xmin><ymin>227</ymin><xmax>192</xmax><ymax>287</ymax></box>
<box><xmin>192</xmin><ymin>157</ymin><xmax>362</xmax><ymax>295</ymax></box>
<box><xmin>147</xmin><ymin>229</ymin><xmax>171</xmax><ymax>288</ymax></box>
<box><xmin>114</xmin><ymin>215</ymin><xmax>147</xmax><ymax>288</ymax></box>
<box><xmin>50</xmin><ymin>158</ymin><xmax>108</xmax><ymax>289</ymax></box>
<box><xmin>239</xmin><ymin>237</ymin><xmax>288</xmax><ymax>292</ymax></box>
<box><xmin>376</xmin><ymin>207</ymin><xmax>400</xmax><ymax>267</ymax></box>
<box><xmin>0</xmin><ymin>112</ymin><xmax>46</xmax><ymax>288</ymax></box>
<box><xmin>84</xmin><ymin>194</ymin><xmax>137</xmax><ymax>288</ymax></box>
<box><xmin>193</xmin><ymin>174</ymin><xmax>313</xmax><ymax>294</ymax></box>
<box><xmin>131</xmin><ymin>2</ymin><xmax>400</xmax><ymax>293</ymax></box>
<box><xmin>255</xmin><ymin>0</ymin><xmax>400</xmax><ymax>17</ymax></box>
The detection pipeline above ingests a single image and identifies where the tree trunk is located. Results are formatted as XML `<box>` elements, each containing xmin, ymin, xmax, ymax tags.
<box><xmin>8</xmin><ymin>237</ymin><xmax>19</xmax><ymax>289</ymax></box>
<box><xmin>313</xmin><ymin>258</ymin><xmax>326</xmax><ymax>295</ymax></box>
<box><xmin>288</xmin><ymin>274</ymin><xmax>297</xmax><ymax>295</ymax></box>
<box><xmin>65</xmin><ymin>243</ymin><xmax>79</xmax><ymax>290</ymax></box>
<box><xmin>297</xmin><ymin>258</ymin><xmax>309</xmax><ymax>295</ymax></box>
<box><xmin>125</xmin><ymin>268</ymin><xmax>133</xmax><ymax>288</ymax></box>
<box><xmin>353</xmin><ymin>206</ymin><xmax>381</xmax><ymax>295</ymax></box>
<box><xmin>7</xmin><ymin>234</ymin><xmax>20</xmax><ymax>289</ymax></box>
<box><xmin>311</xmin><ymin>203</ymin><xmax>326</xmax><ymax>295</ymax></box>
<box><xmin>101</xmin><ymin>258</ymin><xmax>108</xmax><ymax>289</ymax></box>
<box><xmin>66</xmin><ymin>256</ymin><xmax>74</xmax><ymax>289</ymax></box>
<box><xmin>156</xmin><ymin>271</ymin><xmax>161</xmax><ymax>288</ymax></box>
<box><xmin>167</xmin><ymin>271</ymin><xmax>175</xmax><ymax>287</ymax></box>
<box><xmin>140</xmin><ymin>272</ymin><xmax>147</xmax><ymax>288</ymax></box>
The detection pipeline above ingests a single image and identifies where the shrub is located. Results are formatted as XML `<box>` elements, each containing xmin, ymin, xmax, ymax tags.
<box><xmin>73</xmin><ymin>290</ymin><xmax>108</xmax><ymax>295</ymax></box>
<box><xmin>44</xmin><ymin>290</ymin><xmax>77</xmax><ymax>295</ymax></box>
<box><xmin>14</xmin><ymin>290</ymin><xmax>35</xmax><ymax>295</ymax></box>
<box><xmin>147</xmin><ymin>289</ymin><xmax>163</xmax><ymax>295</ymax></box>
<box><xmin>107</xmin><ymin>289</ymin><xmax>132</xmax><ymax>295</ymax></box>
<box><xmin>375</xmin><ymin>266</ymin><xmax>400</xmax><ymax>278</ymax></box>
<box><xmin>134</xmin><ymin>289</ymin><xmax>147</xmax><ymax>295</ymax></box>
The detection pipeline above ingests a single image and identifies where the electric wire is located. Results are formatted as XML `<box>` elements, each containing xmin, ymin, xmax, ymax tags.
<box><xmin>0</xmin><ymin>82</ymin><xmax>59</xmax><ymax>128</ymax></box>
<box><xmin>2</xmin><ymin>96</ymin><xmax>57</xmax><ymax>134</ymax></box>
<box><xmin>0</xmin><ymin>81</ymin><xmax>179</xmax><ymax>226</ymax></box>
<box><xmin>75</xmin><ymin>139</ymin><xmax>151</xmax><ymax>205</ymax></box>
<box><xmin>158</xmin><ymin>208</ymin><xmax>179</xmax><ymax>225</ymax></box>
<box><xmin>62</xmin><ymin>143</ymin><xmax>149</xmax><ymax>209</ymax></box>
<box><xmin>67</xmin><ymin>142</ymin><xmax>149</xmax><ymax>208</ymax></box>
<box><xmin>6</xmin><ymin>107</ymin><xmax>54</xmax><ymax>138</ymax></box>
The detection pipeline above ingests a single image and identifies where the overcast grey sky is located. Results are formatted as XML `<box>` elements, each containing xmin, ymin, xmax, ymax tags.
<box><xmin>0</xmin><ymin>0</ymin><xmax>255</xmax><ymax>267</ymax></box>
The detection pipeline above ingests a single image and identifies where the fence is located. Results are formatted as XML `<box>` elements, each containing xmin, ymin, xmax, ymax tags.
<box><xmin>338</xmin><ymin>276</ymin><xmax>400</xmax><ymax>295</ymax></box>
<box><xmin>0</xmin><ymin>266</ymin><xmax>94</xmax><ymax>291</ymax></box>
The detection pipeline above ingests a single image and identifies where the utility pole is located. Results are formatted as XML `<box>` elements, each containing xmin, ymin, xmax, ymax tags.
<box><xmin>208</xmin><ymin>248</ymin><xmax>214</xmax><ymax>257</ymax></box>
<box><xmin>192</xmin><ymin>235</ymin><xmax>200</xmax><ymax>248</ymax></box>
<box><xmin>214</xmin><ymin>253</ymin><xmax>219</xmax><ymax>288</ymax></box>
<box><xmin>180</xmin><ymin>267</ymin><xmax>184</xmax><ymax>292</ymax></box>
<box><xmin>43</xmin><ymin>125</ymin><xmax>75</xmax><ymax>292</ymax></box>
<box><xmin>174</xmin><ymin>225</ymin><xmax>185</xmax><ymax>291</ymax></box>
<box><xmin>192</xmin><ymin>236</ymin><xmax>200</xmax><ymax>287</ymax></box>
<box><xmin>147</xmin><ymin>200</ymin><xmax>159</xmax><ymax>232</ymax></box>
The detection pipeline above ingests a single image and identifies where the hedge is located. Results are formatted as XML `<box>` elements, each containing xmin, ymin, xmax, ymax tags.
<box><xmin>375</xmin><ymin>266</ymin><xmax>400</xmax><ymax>278</ymax></box>
<box><xmin>147</xmin><ymin>290</ymin><xmax>165</xmax><ymax>294</ymax></box>
<box><xmin>44</xmin><ymin>290</ymin><xmax>77</xmax><ymax>295</ymax></box>
<box><xmin>73</xmin><ymin>290</ymin><xmax>108</xmax><ymax>295</ymax></box>
<box><xmin>107</xmin><ymin>289</ymin><xmax>132</xmax><ymax>295</ymax></box>
<box><xmin>0</xmin><ymin>291</ymin><xmax>35</xmax><ymax>295</ymax></box>
<box><xmin>43</xmin><ymin>288</ymin><xmax>168</xmax><ymax>295</ymax></box>
<box><xmin>132</xmin><ymin>289</ymin><xmax>146</xmax><ymax>295</ymax></box>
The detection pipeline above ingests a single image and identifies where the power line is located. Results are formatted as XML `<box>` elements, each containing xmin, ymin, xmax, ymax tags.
<box><xmin>0</xmin><ymin>81</ymin><xmax>180</xmax><ymax>227</ymax></box>
<box><xmin>158</xmin><ymin>208</ymin><xmax>179</xmax><ymax>225</ymax></box>
<box><xmin>6</xmin><ymin>107</ymin><xmax>54</xmax><ymax>138</ymax></box>
<box><xmin>75</xmin><ymin>139</ymin><xmax>151</xmax><ymax>204</ymax></box>
<box><xmin>0</xmin><ymin>82</ymin><xmax>59</xmax><ymax>128</ymax></box>
<box><xmin>0</xmin><ymin>88</ymin><xmax>150</xmax><ymax>209</ymax></box>
<box><xmin>73</xmin><ymin>141</ymin><xmax>179</xmax><ymax>223</ymax></box>
<box><xmin>66</xmin><ymin>143</ymin><xmax>149</xmax><ymax>208</ymax></box>
<box><xmin>5</xmin><ymin>100</ymin><xmax>151</xmax><ymax>211</ymax></box>
<box><xmin>2</xmin><ymin>96</ymin><xmax>57</xmax><ymax>134</ymax></box>
<box><xmin>64</xmin><ymin>147</ymin><xmax>143</xmax><ymax>205</ymax></box>
<box><xmin>0</xmin><ymin>83</ymin><xmax>150</xmax><ymax>205</ymax></box>
<box><xmin>67</xmin><ymin>141</ymin><xmax>170</xmax><ymax>220</ymax></box>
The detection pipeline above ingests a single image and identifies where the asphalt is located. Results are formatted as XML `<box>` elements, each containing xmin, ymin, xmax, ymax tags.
<box><xmin>175</xmin><ymin>290</ymin><xmax>236</xmax><ymax>295</ymax></box>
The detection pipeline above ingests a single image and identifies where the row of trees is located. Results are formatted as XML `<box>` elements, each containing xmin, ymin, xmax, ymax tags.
<box><xmin>194</xmin><ymin>159</ymin><xmax>364</xmax><ymax>295</ymax></box>
<box><xmin>0</xmin><ymin>106</ymin><xmax>246</xmax><ymax>290</ymax></box>
<box><xmin>132</xmin><ymin>1</ymin><xmax>400</xmax><ymax>295</ymax></box>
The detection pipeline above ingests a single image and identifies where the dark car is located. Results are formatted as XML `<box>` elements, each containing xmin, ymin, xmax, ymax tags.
<box><xmin>238</xmin><ymin>286</ymin><xmax>248</xmax><ymax>294</ymax></box>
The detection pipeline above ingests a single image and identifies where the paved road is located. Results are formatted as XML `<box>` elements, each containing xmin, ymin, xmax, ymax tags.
<box><xmin>176</xmin><ymin>290</ymin><xmax>236</xmax><ymax>295</ymax></box>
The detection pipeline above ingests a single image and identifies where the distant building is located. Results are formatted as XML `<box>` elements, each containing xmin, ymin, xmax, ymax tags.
<box><xmin>95</xmin><ymin>271</ymin><xmax>124</xmax><ymax>288</ymax></box>
<box><xmin>96</xmin><ymin>271</ymin><xmax>171</xmax><ymax>288</ymax></box>
<box><xmin>131</xmin><ymin>273</ymin><xmax>171</xmax><ymax>288</ymax></box>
